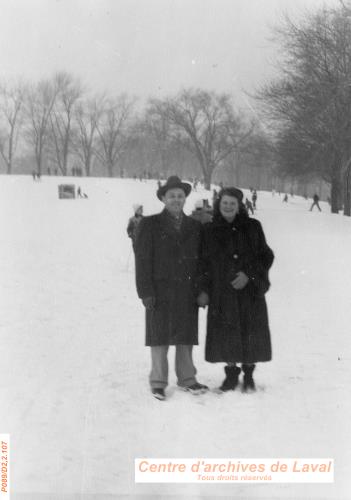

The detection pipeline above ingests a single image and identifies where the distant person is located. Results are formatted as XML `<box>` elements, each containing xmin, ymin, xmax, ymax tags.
<box><xmin>283</xmin><ymin>193</ymin><xmax>288</xmax><ymax>203</ymax></box>
<box><xmin>32</xmin><ymin>171</ymin><xmax>36</xmax><ymax>181</ymax></box>
<box><xmin>77</xmin><ymin>187</ymin><xmax>88</xmax><ymax>198</ymax></box>
<box><xmin>212</xmin><ymin>189</ymin><xmax>219</xmax><ymax>207</ymax></box>
<box><xmin>203</xmin><ymin>199</ymin><xmax>214</xmax><ymax>218</ymax></box>
<box><xmin>37</xmin><ymin>172</ymin><xmax>41</xmax><ymax>181</ymax></box>
<box><xmin>245</xmin><ymin>198</ymin><xmax>254</xmax><ymax>215</ymax></box>
<box><xmin>190</xmin><ymin>200</ymin><xmax>213</xmax><ymax>224</ymax></box>
<box><xmin>252</xmin><ymin>190</ymin><xmax>257</xmax><ymax>209</ymax></box>
<box><xmin>127</xmin><ymin>204</ymin><xmax>144</xmax><ymax>251</ymax></box>
<box><xmin>310</xmin><ymin>194</ymin><xmax>321</xmax><ymax>211</ymax></box>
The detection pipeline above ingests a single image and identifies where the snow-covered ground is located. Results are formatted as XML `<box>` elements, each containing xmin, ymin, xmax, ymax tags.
<box><xmin>0</xmin><ymin>175</ymin><xmax>350</xmax><ymax>500</ymax></box>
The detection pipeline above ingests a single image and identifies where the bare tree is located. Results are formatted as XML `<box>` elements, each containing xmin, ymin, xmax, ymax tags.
<box><xmin>149</xmin><ymin>89</ymin><xmax>253</xmax><ymax>189</ymax></box>
<box><xmin>95</xmin><ymin>95</ymin><xmax>134</xmax><ymax>177</ymax></box>
<box><xmin>0</xmin><ymin>80</ymin><xmax>25</xmax><ymax>174</ymax></box>
<box><xmin>122</xmin><ymin>114</ymin><xmax>196</xmax><ymax>180</ymax></box>
<box><xmin>258</xmin><ymin>5</ymin><xmax>351</xmax><ymax>214</ymax></box>
<box><xmin>25</xmin><ymin>78</ymin><xmax>58</xmax><ymax>175</ymax></box>
<box><xmin>48</xmin><ymin>72</ymin><xmax>83</xmax><ymax>175</ymax></box>
<box><xmin>73</xmin><ymin>96</ymin><xmax>103</xmax><ymax>176</ymax></box>
<box><xmin>141</xmin><ymin>111</ymin><xmax>173</xmax><ymax>176</ymax></box>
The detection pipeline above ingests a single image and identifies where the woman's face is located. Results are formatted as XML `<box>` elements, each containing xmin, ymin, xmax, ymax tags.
<box><xmin>219</xmin><ymin>194</ymin><xmax>239</xmax><ymax>221</ymax></box>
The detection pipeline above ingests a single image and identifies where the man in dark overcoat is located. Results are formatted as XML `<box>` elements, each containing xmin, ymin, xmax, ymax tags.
<box><xmin>134</xmin><ymin>176</ymin><xmax>209</xmax><ymax>400</ymax></box>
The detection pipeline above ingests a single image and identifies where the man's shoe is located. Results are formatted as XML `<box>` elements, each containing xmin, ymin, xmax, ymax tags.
<box><xmin>151</xmin><ymin>388</ymin><xmax>166</xmax><ymax>400</ymax></box>
<box><xmin>182</xmin><ymin>382</ymin><xmax>209</xmax><ymax>395</ymax></box>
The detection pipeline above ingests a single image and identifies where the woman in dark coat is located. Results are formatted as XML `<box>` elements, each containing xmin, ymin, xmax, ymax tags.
<box><xmin>198</xmin><ymin>187</ymin><xmax>274</xmax><ymax>392</ymax></box>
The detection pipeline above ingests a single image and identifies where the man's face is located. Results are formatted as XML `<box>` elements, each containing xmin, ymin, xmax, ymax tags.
<box><xmin>162</xmin><ymin>188</ymin><xmax>186</xmax><ymax>215</ymax></box>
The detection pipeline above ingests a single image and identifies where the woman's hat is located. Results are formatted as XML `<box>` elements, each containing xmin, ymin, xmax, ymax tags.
<box><xmin>219</xmin><ymin>187</ymin><xmax>244</xmax><ymax>202</ymax></box>
<box><xmin>157</xmin><ymin>176</ymin><xmax>192</xmax><ymax>200</ymax></box>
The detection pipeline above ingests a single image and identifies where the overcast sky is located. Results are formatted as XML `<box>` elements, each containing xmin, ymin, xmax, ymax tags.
<box><xmin>0</xmin><ymin>0</ymin><xmax>340</xmax><ymax>104</ymax></box>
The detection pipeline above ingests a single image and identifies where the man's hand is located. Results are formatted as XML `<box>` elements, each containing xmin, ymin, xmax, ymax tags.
<box><xmin>231</xmin><ymin>271</ymin><xmax>249</xmax><ymax>290</ymax></box>
<box><xmin>142</xmin><ymin>296</ymin><xmax>156</xmax><ymax>310</ymax></box>
<box><xmin>197</xmin><ymin>291</ymin><xmax>209</xmax><ymax>308</ymax></box>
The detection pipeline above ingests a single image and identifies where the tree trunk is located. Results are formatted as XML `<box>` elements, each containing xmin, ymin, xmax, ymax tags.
<box><xmin>7</xmin><ymin>132</ymin><xmax>13</xmax><ymax>174</ymax></box>
<box><xmin>204</xmin><ymin>171</ymin><xmax>212</xmax><ymax>190</ymax></box>
<box><xmin>85</xmin><ymin>157</ymin><xmax>91</xmax><ymax>177</ymax></box>
<box><xmin>343</xmin><ymin>166</ymin><xmax>351</xmax><ymax>217</ymax></box>
<box><xmin>107</xmin><ymin>160</ymin><xmax>113</xmax><ymax>177</ymax></box>
<box><xmin>330</xmin><ymin>173</ymin><xmax>342</xmax><ymax>214</ymax></box>
<box><xmin>236</xmin><ymin>162</ymin><xmax>241</xmax><ymax>188</ymax></box>
<box><xmin>231</xmin><ymin>151</ymin><xmax>240</xmax><ymax>187</ymax></box>
<box><xmin>202</xmin><ymin>160</ymin><xmax>213</xmax><ymax>190</ymax></box>
<box><xmin>37</xmin><ymin>153</ymin><xmax>42</xmax><ymax>175</ymax></box>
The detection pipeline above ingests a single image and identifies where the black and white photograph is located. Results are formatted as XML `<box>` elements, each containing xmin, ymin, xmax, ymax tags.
<box><xmin>0</xmin><ymin>0</ymin><xmax>350</xmax><ymax>499</ymax></box>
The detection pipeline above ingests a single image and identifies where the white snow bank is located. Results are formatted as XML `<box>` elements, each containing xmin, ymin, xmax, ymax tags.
<box><xmin>0</xmin><ymin>175</ymin><xmax>349</xmax><ymax>499</ymax></box>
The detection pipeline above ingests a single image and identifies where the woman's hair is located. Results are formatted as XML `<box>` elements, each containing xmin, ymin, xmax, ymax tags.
<box><xmin>213</xmin><ymin>187</ymin><xmax>249</xmax><ymax>220</ymax></box>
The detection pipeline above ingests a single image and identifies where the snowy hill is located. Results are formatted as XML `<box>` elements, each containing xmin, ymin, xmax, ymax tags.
<box><xmin>0</xmin><ymin>175</ymin><xmax>350</xmax><ymax>500</ymax></box>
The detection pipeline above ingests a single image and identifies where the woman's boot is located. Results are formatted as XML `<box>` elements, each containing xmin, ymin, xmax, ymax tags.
<box><xmin>242</xmin><ymin>364</ymin><xmax>256</xmax><ymax>392</ymax></box>
<box><xmin>219</xmin><ymin>365</ymin><xmax>241</xmax><ymax>391</ymax></box>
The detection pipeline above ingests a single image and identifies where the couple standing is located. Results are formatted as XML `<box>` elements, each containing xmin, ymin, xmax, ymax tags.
<box><xmin>134</xmin><ymin>176</ymin><xmax>274</xmax><ymax>401</ymax></box>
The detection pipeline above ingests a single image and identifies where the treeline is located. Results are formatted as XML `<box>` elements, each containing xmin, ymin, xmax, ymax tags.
<box><xmin>3</xmin><ymin>1</ymin><xmax>350</xmax><ymax>211</ymax></box>
<box><xmin>0</xmin><ymin>74</ymin><xmax>271</xmax><ymax>190</ymax></box>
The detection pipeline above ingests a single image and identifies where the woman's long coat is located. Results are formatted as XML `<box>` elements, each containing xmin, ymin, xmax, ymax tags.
<box><xmin>200</xmin><ymin>214</ymin><xmax>274</xmax><ymax>364</ymax></box>
<box><xmin>135</xmin><ymin>210</ymin><xmax>202</xmax><ymax>346</ymax></box>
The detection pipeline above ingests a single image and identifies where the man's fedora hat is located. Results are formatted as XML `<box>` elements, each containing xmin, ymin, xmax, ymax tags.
<box><xmin>157</xmin><ymin>176</ymin><xmax>192</xmax><ymax>200</ymax></box>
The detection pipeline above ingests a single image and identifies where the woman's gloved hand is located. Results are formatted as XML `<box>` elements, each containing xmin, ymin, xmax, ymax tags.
<box><xmin>231</xmin><ymin>271</ymin><xmax>249</xmax><ymax>290</ymax></box>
